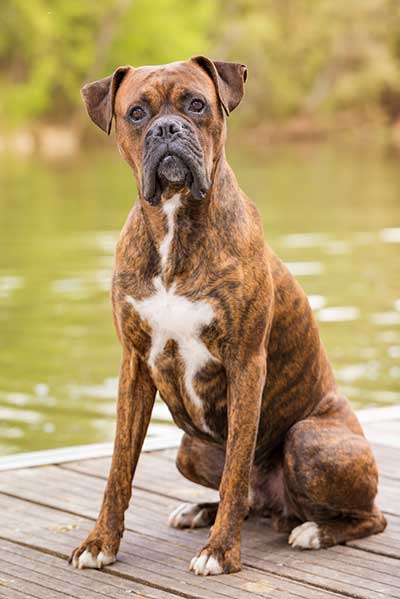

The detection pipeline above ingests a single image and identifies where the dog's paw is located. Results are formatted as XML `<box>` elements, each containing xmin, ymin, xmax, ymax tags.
<box><xmin>70</xmin><ymin>539</ymin><xmax>116</xmax><ymax>569</ymax></box>
<box><xmin>189</xmin><ymin>545</ymin><xmax>240</xmax><ymax>576</ymax></box>
<box><xmin>168</xmin><ymin>502</ymin><xmax>218</xmax><ymax>529</ymax></box>
<box><xmin>288</xmin><ymin>521</ymin><xmax>321</xmax><ymax>550</ymax></box>
<box><xmin>190</xmin><ymin>551</ymin><xmax>223</xmax><ymax>576</ymax></box>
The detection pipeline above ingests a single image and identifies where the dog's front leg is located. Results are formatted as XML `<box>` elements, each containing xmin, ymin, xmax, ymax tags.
<box><xmin>70</xmin><ymin>350</ymin><xmax>156</xmax><ymax>569</ymax></box>
<box><xmin>190</xmin><ymin>352</ymin><xmax>266</xmax><ymax>576</ymax></box>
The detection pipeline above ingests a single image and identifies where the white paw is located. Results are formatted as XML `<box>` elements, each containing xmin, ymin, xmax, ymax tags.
<box><xmin>168</xmin><ymin>503</ymin><xmax>212</xmax><ymax>529</ymax></box>
<box><xmin>190</xmin><ymin>553</ymin><xmax>223</xmax><ymax>576</ymax></box>
<box><xmin>73</xmin><ymin>548</ymin><xmax>116</xmax><ymax>569</ymax></box>
<box><xmin>288</xmin><ymin>521</ymin><xmax>320</xmax><ymax>550</ymax></box>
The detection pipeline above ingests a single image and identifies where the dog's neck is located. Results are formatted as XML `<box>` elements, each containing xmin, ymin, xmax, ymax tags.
<box><xmin>129</xmin><ymin>155</ymin><xmax>256</xmax><ymax>283</ymax></box>
<box><xmin>137</xmin><ymin>154</ymin><xmax>230</xmax><ymax>250</ymax></box>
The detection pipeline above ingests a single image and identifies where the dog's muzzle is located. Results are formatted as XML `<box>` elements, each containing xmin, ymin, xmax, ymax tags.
<box><xmin>142</xmin><ymin>116</ymin><xmax>210</xmax><ymax>206</ymax></box>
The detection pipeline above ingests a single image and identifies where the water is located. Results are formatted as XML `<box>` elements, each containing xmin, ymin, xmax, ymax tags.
<box><xmin>1</xmin><ymin>142</ymin><xmax>399</xmax><ymax>455</ymax></box>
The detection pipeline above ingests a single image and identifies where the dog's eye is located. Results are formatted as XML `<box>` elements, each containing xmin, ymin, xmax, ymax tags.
<box><xmin>188</xmin><ymin>98</ymin><xmax>205</xmax><ymax>113</ymax></box>
<box><xmin>128</xmin><ymin>106</ymin><xmax>146</xmax><ymax>123</ymax></box>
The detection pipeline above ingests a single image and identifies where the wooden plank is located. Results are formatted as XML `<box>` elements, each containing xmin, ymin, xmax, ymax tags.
<box><xmin>0</xmin><ymin>494</ymin><xmax>356</xmax><ymax>599</ymax></box>
<box><xmin>357</xmin><ymin>406</ymin><xmax>400</xmax><ymax>422</ymax></box>
<box><xmin>0</xmin><ymin>569</ymin><xmax>68</xmax><ymax>599</ymax></box>
<box><xmin>371</xmin><ymin>444</ymin><xmax>400</xmax><ymax>480</ymax></box>
<box><xmin>0</xmin><ymin>587</ymin><xmax>34</xmax><ymax>599</ymax></box>
<box><xmin>0</xmin><ymin>426</ymin><xmax>182</xmax><ymax>472</ymax></box>
<box><xmin>376</xmin><ymin>477</ymin><xmax>400</xmax><ymax>516</ymax></box>
<box><xmin>62</xmin><ymin>441</ymin><xmax>400</xmax><ymax>487</ymax></box>
<box><xmin>0</xmin><ymin>542</ymin><xmax>204</xmax><ymax>599</ymax></box>
<box><xmin>62</xmin><ymin>451</ymin><xmax>219</xmax><ymax>503</ymax></box>
<box><xmin>0</xmin><ymin>466</ymin><xmax>398</xmax><ymax>598</ymax></box>
<box><xmin>1</xmin><ymin>453</ymin><xmax>399</xmax><ymax>558</ymax></box>
<box><xmin>1</xmin><ymin>456</ymin><xmax>398</xmax><ymax>554</ymax></box>
<box><xmin>152</xmin><ymin>448</ymin><xmax>181</xmax><ymax>461</ymax></box>
<box><xmin>61</xmin><ymin>447</ymin><xmax>400</xmax><ymax>516</ymax></box>
<box><xmin>358</xmin><ymin>406</ymin><xmax>400</xmax><ymax>448</ymax></box>
<box><xmin>363</xmin><ymin>422</ymin><xmax>400</xmax><ymax>449</ymax></box>
<box><xmin>0</xmin><ymin>538</ymin><xmax>173</xmax><ymax>599</ymax></box>
<box><xmin>0</xmin><ymin>495</ymin><xmax>394</xmax><ymax>599</ymax></box>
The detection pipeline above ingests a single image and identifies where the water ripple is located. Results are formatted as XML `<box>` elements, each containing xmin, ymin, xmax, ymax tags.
<box><xmin>317</xmin><ymin>306</ymin><xmax>360</xmax><ymax>322</ymax></box>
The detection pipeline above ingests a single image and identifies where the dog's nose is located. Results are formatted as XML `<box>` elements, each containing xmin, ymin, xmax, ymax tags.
<box><xmin>151</xmin><ymin>118</ymin><xmax>182</xmax><ymax>140</ymax></box>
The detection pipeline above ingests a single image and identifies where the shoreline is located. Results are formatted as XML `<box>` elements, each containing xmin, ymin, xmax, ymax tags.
<box><xmin>1</xmin><ymin>110</ymin><xmax>400</xmax><ymax>160</ymax></box>
<box><xmin>0</xmin><ymin>404</ymin><xmax>399</xmax><ymax>470</ymax></box>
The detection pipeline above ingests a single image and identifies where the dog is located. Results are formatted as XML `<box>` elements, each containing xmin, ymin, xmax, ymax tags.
<box><xmin>70</xmin><ymin>56</ymin><xmax>386</xmax><ymax>576</ymax></box>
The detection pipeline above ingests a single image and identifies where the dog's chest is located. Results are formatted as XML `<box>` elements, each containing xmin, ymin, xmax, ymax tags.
<box><xmin>128</xmin><ymin>276</ymin><xmax>215</xmax><ymax>405</ymax></box>
<box><xmin>125</xmin><ymin>195</ymin><xmax>219</xmax><ymax>430</ymax></box>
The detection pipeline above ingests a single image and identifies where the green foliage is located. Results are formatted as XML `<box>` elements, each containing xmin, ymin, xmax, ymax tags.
<box><xmin>1</xmin><ymin>0</ymin><xmax>400</xmax><ymax>129</ymax></box>
<box><xmin>0</xmin><ymin>1</ymin><xmax>112</xmax><ymax>126</ymax></box>
<box><xmin>0</xmin><ymin>0</ymin><xmax>216</xmax><ymax>128</ymax></box>
<box><xmin>215</xmin><ymin>0</ymin><xmax>400</xmax><ymax>123</ymax></box>
<box><xmin>108</xmin><ymin>0</ymin><xmax>215</xmax><ymax>69</ymax></box>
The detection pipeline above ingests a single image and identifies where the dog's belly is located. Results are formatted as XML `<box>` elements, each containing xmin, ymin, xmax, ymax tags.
<box><xmin>127</xmin><ymin>277</ymin><xmax>226</xmax><ymax>436</ymax></box>
<box><xmin>249</xmin><ymin>462</ymin><xmax>287</xmax><ymax>516</ymax></box>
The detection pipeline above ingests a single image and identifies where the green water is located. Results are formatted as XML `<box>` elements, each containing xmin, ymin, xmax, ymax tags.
<box><xmin>1</xmin><ymin>142</ymin><xmax>399</xmax><ymax>455</ymax></box>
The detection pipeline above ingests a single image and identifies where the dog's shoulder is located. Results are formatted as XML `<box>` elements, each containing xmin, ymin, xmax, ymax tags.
<box><xmin>112</xmin><ymin>203</ymin><xmax>160</xmax><ymax>298</ymax></box>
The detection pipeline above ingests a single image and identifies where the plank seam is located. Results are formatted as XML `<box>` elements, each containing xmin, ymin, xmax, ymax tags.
<box><xmin>0</xmin><ymin>558</ymin><xmax>74</xmax><ymax>598</ymax></box>
<box><xmin>0</xmin><ymin>577</ymin><xmax>42</xmax><ymax>599</ymax></box>
<box><xmin>57</xmin><ymin>463</ymin><xmax>195</xmax><ymax>503</ymax></box>
<box><xmin>244</xmin><ymin>563</ymin><xmax>370</xmax><ymax>599</ymax></box>
<box><xmin>345</xmin><ymin>543</ymin><xmax>400</xmax><ymax>561</ymax></box>
<box><xmin>0</xmin><ymin>548</ymin><xmax>109</xmax><ymax>599</ymax></box>
<box><xmin>0</xmin><ymin>433</ymin><xmax>183</xmax><ymax>472</ymax></box>
<box><xmin>56</xmin><ymin>463</ymin><xmax>400</xmax><ymax>519</ymax></box>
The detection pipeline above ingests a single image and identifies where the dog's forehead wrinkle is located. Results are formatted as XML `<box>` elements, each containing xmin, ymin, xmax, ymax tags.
<box><xmin>134</xmin><ymin>60</ymin><xmax>186</xmax><ymax>73</ymax></box>
<box><xmin>116</xmin><ymin>64</ymin><xmax>217</xmax><ymax>123</ymax></box>
<box><xmin>126</xmin><ymin>61</ymin><xmax>214</xmax><ymax>100</ymax></box>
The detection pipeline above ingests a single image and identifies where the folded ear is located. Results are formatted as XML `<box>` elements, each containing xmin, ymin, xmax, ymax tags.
<box><xmin>191</xmin><ymin>56</ymin><xmax>247</xmax><ymax>116</ymax></box>
<box><xmin>80</xmin><ymin>66</ymin><xmax>130</xmax><ymax>134</ymax></box>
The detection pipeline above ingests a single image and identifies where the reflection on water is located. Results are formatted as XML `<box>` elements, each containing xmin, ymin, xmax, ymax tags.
<box><xmin>0</xmin><ymin>142</ymin><xmax>399</xmax><ymax>454</ymax></box>
<box><xmin>317</xmin><ymin>306</ymin><xmax>360</xmax><ymax>322</ymax></box>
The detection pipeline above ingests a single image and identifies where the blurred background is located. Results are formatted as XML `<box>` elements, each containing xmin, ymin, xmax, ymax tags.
<box><xmin>0</xmin><ymin>0</ymin><xmax>399</xmax><ymax>455</ymax></box>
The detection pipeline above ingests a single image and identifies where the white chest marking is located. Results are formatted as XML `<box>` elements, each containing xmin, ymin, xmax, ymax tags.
<box><xmin>126</xmin><ymin>194</ymin><xmax>216</xmax><ymax>413</ymax></box>
<box><xmin>158</xmin><ymin>194</ymin><xmax>181</xmax><ymax>270</ymax></box>
<box><xmin>127</xmin><ymin>277</ymin><xmax>214</xmax><ymax>407</ymax></box>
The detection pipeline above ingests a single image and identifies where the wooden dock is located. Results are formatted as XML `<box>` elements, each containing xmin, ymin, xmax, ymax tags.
<box><xmin>0</xmin><ymin>412</ymin><xmax>399</xmax><ymax>599</ymax></box>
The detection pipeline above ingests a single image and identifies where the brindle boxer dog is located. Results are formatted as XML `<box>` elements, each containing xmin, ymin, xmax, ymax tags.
<box><xmin>70</xmin><ymin>56</ymin><xmax>386</xmax><ymax>575</ymax></box>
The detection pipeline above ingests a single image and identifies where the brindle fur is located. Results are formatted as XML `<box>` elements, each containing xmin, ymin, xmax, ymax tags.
<box><xmin>71</xmin><ymin>57</ymin><xmax>386</xmax><ymax>575</ymax></box>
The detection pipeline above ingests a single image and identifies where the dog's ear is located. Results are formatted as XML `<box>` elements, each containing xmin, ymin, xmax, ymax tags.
<box><xmin>80</xmin><ymin>66</ymin><xmax>130</xmax><ymax>134</ymax></box>
<box><xmin>191</xmin><ymin>56</ymin><xmax>247</xmax><ymax>116</ymax></box>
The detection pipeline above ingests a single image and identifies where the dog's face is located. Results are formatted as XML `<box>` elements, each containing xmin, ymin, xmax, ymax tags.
<box><xmin>81</xmin><ymin>57</ymin><xmax>247</xmax><ymax>205</ymax></box>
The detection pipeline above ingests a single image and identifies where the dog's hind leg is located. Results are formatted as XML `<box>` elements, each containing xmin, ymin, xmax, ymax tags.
<box><xmin>169</xmin><ymin>434</ymin><xmax>224</xmax><ymax>529</ymax></box>
<box><xmin>284</xmin><ymin>417</ymin><xmax>387</xmax><ymax>550</ymax></box>
<box><xmin>288</xmin><ymin>510</ymin><xmax>387</xmax><ymax>549</ymax></box>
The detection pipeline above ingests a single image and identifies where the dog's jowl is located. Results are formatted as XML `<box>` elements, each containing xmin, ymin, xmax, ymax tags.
<box><xmin>70</xmin><ymin>57</ymin><xmax>386</xmax><ymax>575</ymax></box>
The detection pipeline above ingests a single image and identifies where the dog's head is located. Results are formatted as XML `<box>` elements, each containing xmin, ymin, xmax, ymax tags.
<box><xmin>81</xmin><ymin>57</ymin><xmax>247</xmax><ymax>205</ymax></box>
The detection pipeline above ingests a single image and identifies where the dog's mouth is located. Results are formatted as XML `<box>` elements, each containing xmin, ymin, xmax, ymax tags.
<box><xmin>142</xmin><ymin>139</ymin><xmax>211</xmax><ymax>206</ymax></box>
<box><xmin>156</xmin><ymin>154</ymin><xmax>192</xmax><ymax>193</ymax></box>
